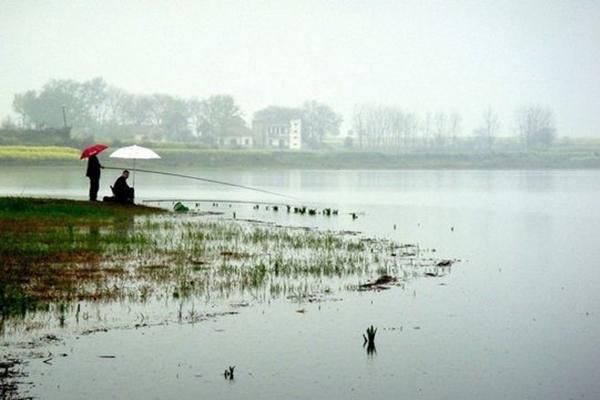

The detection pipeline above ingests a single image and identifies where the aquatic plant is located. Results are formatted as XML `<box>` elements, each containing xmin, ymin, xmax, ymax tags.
<box><xmin>363</xmin><ymin>325</ymin><xmax>377</xmax><ymax>346</ymax></box>
<box><xmin>224</xmin><ymin>366</ymin><xmax>235</xmax><ymax>380</ymax></box>
<box><xmin>0</xmin><ymin>197</ymin><xmax>452</xmax><ymax>335</ymax></box>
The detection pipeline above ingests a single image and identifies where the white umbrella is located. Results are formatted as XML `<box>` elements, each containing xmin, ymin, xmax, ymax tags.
<box><xmin>109</xmin><ymin>144</ymin><xmax>161</xmax><ymax>186</ymax></box>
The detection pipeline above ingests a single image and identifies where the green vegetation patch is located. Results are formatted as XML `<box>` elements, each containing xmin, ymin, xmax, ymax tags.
<box><xmin>3</xmin><ymin>144</ymin><xmax>600</xmax><ymax>168</ymax></box>
<box><xmin>0</xmin><ymin>198</ymin><xmax>450</xmax><ymax>331</ymax></box>
<box><xmin>0</xmin><ymin>145</ymin><xmax>80</xmax><ymax>160</ymax></box>
<box><xmin>0</xmin><ymin>197</ymin><xmax>160</xmax><ymax>221</ymax></box>
<box><xmin>0</xmin><ymin>197</ymin><xmax>164</xmax><ymax>319</ymax></box>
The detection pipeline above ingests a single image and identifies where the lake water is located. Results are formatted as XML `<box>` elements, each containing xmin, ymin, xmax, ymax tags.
<box><xmin>1</xmin><ymin>166</ymin><xmax>599</xmax><ymax>399</ymax></box>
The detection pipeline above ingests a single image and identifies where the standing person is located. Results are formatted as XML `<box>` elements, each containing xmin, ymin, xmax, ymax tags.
<box><xmin>86</xmin><ymin>154</ymin><xmax>103</xmax><ymax>201</ymax></box>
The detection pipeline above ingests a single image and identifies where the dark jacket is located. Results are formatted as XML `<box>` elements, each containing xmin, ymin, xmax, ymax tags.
<box><xmin>112</xmin><ymin>176</ymin><xmax>131</xmax><ymax>200</ymax></box>
<box><xmin>86</xmin><ymin>155</ymin><xmax>101</xmax><ymax>180</ymax></box>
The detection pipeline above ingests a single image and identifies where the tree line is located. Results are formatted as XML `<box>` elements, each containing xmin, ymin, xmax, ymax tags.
<box><xmin>5</xmin><ymin>77</ymin><xmax>555</xmax><ymax>150</ymax></box>
<box><xmin>10</xmin><ymin>77</ymin><xmax>245</xmax><ymax>142</ymax></box>
<box><xmin>7</xmin><ymin>77</ymin><xmax>342</xmax><ymax>148</ymax></box>
<box><xmin>351</xmin><ymin>104</ymin><xmax>556</xmax><ymax>150</ymax></box>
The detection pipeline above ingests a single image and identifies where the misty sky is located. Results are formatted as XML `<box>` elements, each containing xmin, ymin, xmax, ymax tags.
<box><xmin>1</xmin><ymin>0</ymin><xmax>599</xmax><ymax>137</ymax></box>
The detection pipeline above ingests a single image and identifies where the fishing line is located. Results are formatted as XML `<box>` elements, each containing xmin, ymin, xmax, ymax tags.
<box><xmin>103</xmin><ymin>166</ymin><xmax>295</xmax><ymax>200</ymax></box>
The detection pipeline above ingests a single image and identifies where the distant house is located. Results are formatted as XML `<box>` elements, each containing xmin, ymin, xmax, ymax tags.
<box><xmin>217</xmin><ymin>125</ymin><xmax>254</xmax><ymax>148</ymax></box>
<box><xmin>252</xmin><ymin>110</ymin><xmax>303</xmax><ymax>150</ymax></box>
<box><xmin>289</xmin><ymin>119</ymin><xmax>302</xmax><ymax>150</ymax></box>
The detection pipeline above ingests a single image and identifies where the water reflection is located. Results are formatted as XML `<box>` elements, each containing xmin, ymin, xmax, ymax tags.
<box><xmin>363</xmin><ymin>325</ymin><xmax>378</xmax><ymax>356</ymax></box>
<box><xmin>364</xmin><ymin>341</ymin><xmax>377</xmax><ymax>357</ymax></box>
<box><xmin>517</xmin><ymin>170</ymin><xmax>556</xmax><ymax>192</ymax></box>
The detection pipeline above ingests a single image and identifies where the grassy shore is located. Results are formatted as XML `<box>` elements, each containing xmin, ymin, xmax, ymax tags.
<box><xmin>0</xmin><ymin>196</ymin><xmax>159</xmax><ymax>220</ymax></box>
<box><xmin>0</xmin><ymin>145</ymin><xmax>80</xmax><ymax>162</ymax></box>
<box><xmin>0</xmin><ymin>197</ymin><xmax>448</xmax><ymax>331</ymax></box>
<box><xmin>0</xmin><ymin>198</ymin><xmax>163</xmax><ymax>317</ymax></box>
<box><xmin>2</xmin><ymin>144</ymin><xmax>600</xmax><ymax>169</ymax></box>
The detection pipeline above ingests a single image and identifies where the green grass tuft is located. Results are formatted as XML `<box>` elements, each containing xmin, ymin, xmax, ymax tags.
<box><xmin>0</xmin><ymin>197</ymin><xmax>161</xmax><ymax>220</ymax></box>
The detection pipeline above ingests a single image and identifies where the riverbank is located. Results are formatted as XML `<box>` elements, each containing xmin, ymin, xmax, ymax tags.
<box><xmin>2</xmin><ymin>145</ymin><xmax>600</xmax><ymax>169</ymax></box>
<box><xmin>0</xmin><ymin>197</ymin><xmax>164</xmax><ymax>317</ymax></box>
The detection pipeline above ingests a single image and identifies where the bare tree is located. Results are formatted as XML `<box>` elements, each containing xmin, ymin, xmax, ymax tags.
<box><xmin>104</xmin><ymin>86</ymin><xmax>128</xmax><ymax>125</ymax></box>
<box><xmin>352</xmin><ymin>104</ymin><xmax>366</xmax><ymax>148</ymax></box>
<box><xmin>388</xmin><ymin>106</ymin><xmax>404</xmax><ymax>148</ymax></box>
<box><xmin>420</xmin><ymin>112</ymin><xmax>433</xmax><ymax>146</ymax></box>
<box><xmin>352</xmin><ymin>104</ymin><xmax>380</xmax><ymax>148</ymax></box>
<box><xmin>434</xmin><ymin>111</ymin><xmax>447</xmax><ymax>147</ymax></box>
<box><xmin>12</xmin><ymin>90</ymin><xmax>37</xmax><ymax>128</ymax></box>
<box><xmin>475</xmin><ymin>107</ymin><xmax>500</xmax><ymax>150</ymax></box>
<box><xmin>122</xmin><ymin>94</ymin><xmax>153</xmax><ymax>126</ymax></box>
<box><xmin>515</xmin><ymin>106</ymin><xmax>556</xmax><ymax>149</ymax></box>
<box><xmin>353</xmin><ymin>105</ymin><xmax>424</xmax><ymax>150</ymax></box>
<box><xmin>449</xmin><ymin>111</ymin><xmax>462</xmax><ymax>146</ymax></box>
<box><xmin>402</xmin><ymin>112</ymin><xmax>417</xmax><ymax>147</ymax></box>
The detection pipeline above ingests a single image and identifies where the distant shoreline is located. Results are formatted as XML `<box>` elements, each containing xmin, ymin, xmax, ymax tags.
<box><xmin>1</xmin><ymin>145</ymin><xmax>600</xmax><ymax>169</ymax></box>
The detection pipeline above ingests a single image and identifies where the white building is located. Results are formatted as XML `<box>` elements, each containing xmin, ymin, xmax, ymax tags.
<box><xmin>289</xmin><ymin>119</ymin><xmax>302</xmax><ymax>150</ymax></box>
<box><xmin>217</xmin><ymin>124</ymin><xmax>254</xmax><ymax>148</ymax></box>
<box><xmin>218</xmin><ymin>134</ymin><xmax>253</xmax><ymax>148</ymax></box>
<box><xmin>253</xmin><ymin>118</ymin><xmax>303</xmax><ymax>150</ymax></box>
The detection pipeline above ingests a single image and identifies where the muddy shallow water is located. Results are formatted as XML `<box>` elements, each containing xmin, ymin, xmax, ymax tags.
<box><xmin>2</xmin><ymin>167</ymin><xmax>600</xmax><ymax>399</ymax></box>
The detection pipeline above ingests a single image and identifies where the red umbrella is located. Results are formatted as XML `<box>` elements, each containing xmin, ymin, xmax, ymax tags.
<box><xmin>80</xmin><ymin>144</ymin><xmax>108</xmax><ymax>159</ymax></box>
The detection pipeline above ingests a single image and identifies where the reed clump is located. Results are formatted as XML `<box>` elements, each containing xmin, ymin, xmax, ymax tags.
<box><xmin>1</xmin><ymin>197</ymin><xmax>449</xmax><ymax>334</ymax></box>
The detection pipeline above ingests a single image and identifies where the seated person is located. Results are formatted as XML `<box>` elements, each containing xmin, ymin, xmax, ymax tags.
<box><xmin>104</xmin><ymin>170</ymin><xmax>135</xmax><ymax>203</ymax></box>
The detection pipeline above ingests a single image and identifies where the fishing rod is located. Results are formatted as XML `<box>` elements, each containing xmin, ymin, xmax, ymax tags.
<box><xmin>103</xmin><ymin>166</ymin><xmax>295</xmax><ymax>200</ymax></box>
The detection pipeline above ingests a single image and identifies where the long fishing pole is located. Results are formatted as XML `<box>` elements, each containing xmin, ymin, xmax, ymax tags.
<box><xmin>103</xmin><ymin>166</ymin><xmax>295</xmax><ymax>199</ymax></box>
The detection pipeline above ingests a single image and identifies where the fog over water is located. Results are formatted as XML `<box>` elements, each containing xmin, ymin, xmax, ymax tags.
<box><xmin>1</xmin><ymin>0</ymin><xmax>599</xmax><ymax>136</ymax></box>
